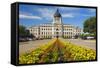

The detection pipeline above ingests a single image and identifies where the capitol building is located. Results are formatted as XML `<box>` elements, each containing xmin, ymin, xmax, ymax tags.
<box><xmin>28</xmin><ymin>9</ymin><xmax>83</xmax><ymax>39</ymax></box>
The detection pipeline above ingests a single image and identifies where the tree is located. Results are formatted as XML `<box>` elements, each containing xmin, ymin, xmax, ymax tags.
<box><xmin>83</xmin><ymin>17</ymin><xmax>96</xmax><ymax>38</ymax></box>
<box><xmin>19</xmin><ymin>25</ymin><xmax>30</xmax><ymax>37</ymax></box>
<box><xmin>84</xmin><ymin>17</ymin><xmax>96</xmax><ymax>34</ymax></box>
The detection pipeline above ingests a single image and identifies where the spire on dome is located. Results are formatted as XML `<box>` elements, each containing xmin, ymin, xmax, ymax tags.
<box><xmin>54</xmin><ymin>9</ymin><xmax>61</xmax><ymax>17</ymax></box>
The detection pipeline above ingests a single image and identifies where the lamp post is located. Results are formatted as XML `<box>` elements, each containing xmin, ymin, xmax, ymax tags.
<box><xmin>56</xmin><ymin>28</ymin><xmax>59</xmax><ymax>39</ymax></box>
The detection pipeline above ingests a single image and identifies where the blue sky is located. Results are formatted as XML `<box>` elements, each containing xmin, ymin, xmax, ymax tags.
<box><xmin>19</xmin><ymin>4</ymin><xmax>96</xmax><ymax>29</ymax></box>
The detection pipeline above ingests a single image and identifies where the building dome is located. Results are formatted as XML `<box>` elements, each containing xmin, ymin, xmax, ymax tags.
<box><xmin>54</xmin><ymin>9</ymin><xmax>61</xmax><ymax>17</ymax></box>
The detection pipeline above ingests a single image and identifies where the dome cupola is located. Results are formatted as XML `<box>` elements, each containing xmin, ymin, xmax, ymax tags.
<box><xmin>54</xmin><ymin>9</ymin><xmax>61</xmax><ymax>17</ymax></box>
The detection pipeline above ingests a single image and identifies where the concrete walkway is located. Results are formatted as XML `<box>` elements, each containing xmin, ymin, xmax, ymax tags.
<box><xmin>61</xmin><ymin>38</ymin><xmax>96</xmax><ymax>50</ymax></box>
<box><xmin>19</xmin><ymin>39</ymin><xmax>51</xmax><ymax>55</ymax></box>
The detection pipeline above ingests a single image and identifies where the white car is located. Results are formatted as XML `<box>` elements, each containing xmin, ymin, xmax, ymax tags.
<box><xmin>87</xmin><ymin>36</ymin><xmax>94</xmax><ymax>40</ymax></box>
<box><xmin>28</xmin><ymin>38</ymin><xmax>33</xmax><ymax>41</ymax></box>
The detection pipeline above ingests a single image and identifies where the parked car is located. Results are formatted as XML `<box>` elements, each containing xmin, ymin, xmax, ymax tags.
<box><xmin>86</xmin><ymin>36</ymin><xmax>94</xmax><ymax>40</ymax></box>
<box><xmin>19</xmin><ymin>37</ymin><xmax>28</xmax><ymax>42</ymax></box>
<box><xmin>27</xmin><ymin>38</ymin><xmax>33</xmax><ymax>41</ymax></box>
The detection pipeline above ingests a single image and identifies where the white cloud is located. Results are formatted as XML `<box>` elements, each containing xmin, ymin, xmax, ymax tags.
<box><xmin>58</xmin><ymin>7</ymin><xmax>80</xmax><ymax>18</ymax></box>
<box><xmin>37</xmin><ymin>7</ymin><xmax>76</xmax><ymax>19</ymax></box>
<box><xmin>19</xmin><ymin>14</ymin><xmax>42</xmax><ymax>19</ymax></box>
<box><xmin>37</xmin><ymin>8</ymin><xmax>55</xmax><ymax>20</ymax></box>
<box><xmin>82</xmin><ymin>14</ymin><xmax>91</xmax><ymax>17</ymax></box>
<box><xmin>59</xmin><ymin>7</ymin><xmax>80</xmax><ymax>11</ymax></box>
<box><xmin>62</xmin><ymin>13</ymin><xmax>74</xmax><ymax>18</ymax></box>
<box><xmin>19</xmin><ymin>12</ymin><xmax>42</xmax><ymax>20</ymax></box>
<box><xmin>37</xmin><ymin>7</ymin><xmax>76</xmax><ymax>20</ymax></box>
<box><xmin>88</xmin><ymin>9</ymin><xmax>96</xmax><ymax>13</ymax></box>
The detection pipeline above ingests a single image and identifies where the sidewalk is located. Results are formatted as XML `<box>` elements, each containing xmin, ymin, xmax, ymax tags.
<box><xmin>60</xmin><ymin>38</ymin><xmax>96</xmax><ymax>50</ymax></box>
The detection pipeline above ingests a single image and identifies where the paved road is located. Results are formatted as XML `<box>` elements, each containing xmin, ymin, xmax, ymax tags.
<box><xmin>19</xmin><ymin>39</ymin><xmax>51</xmax><ymax>55</ymax></box>
<box><xmin>61</xmin><ymin>38</ymin><xmax>96</xmax><ymax>50</ymax></box>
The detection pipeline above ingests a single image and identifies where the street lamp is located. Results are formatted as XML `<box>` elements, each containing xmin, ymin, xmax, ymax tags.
<box><xmin>56</xmin><ymin>28</ymin><xmax>59</xmax><ymax>39</ymax></box>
